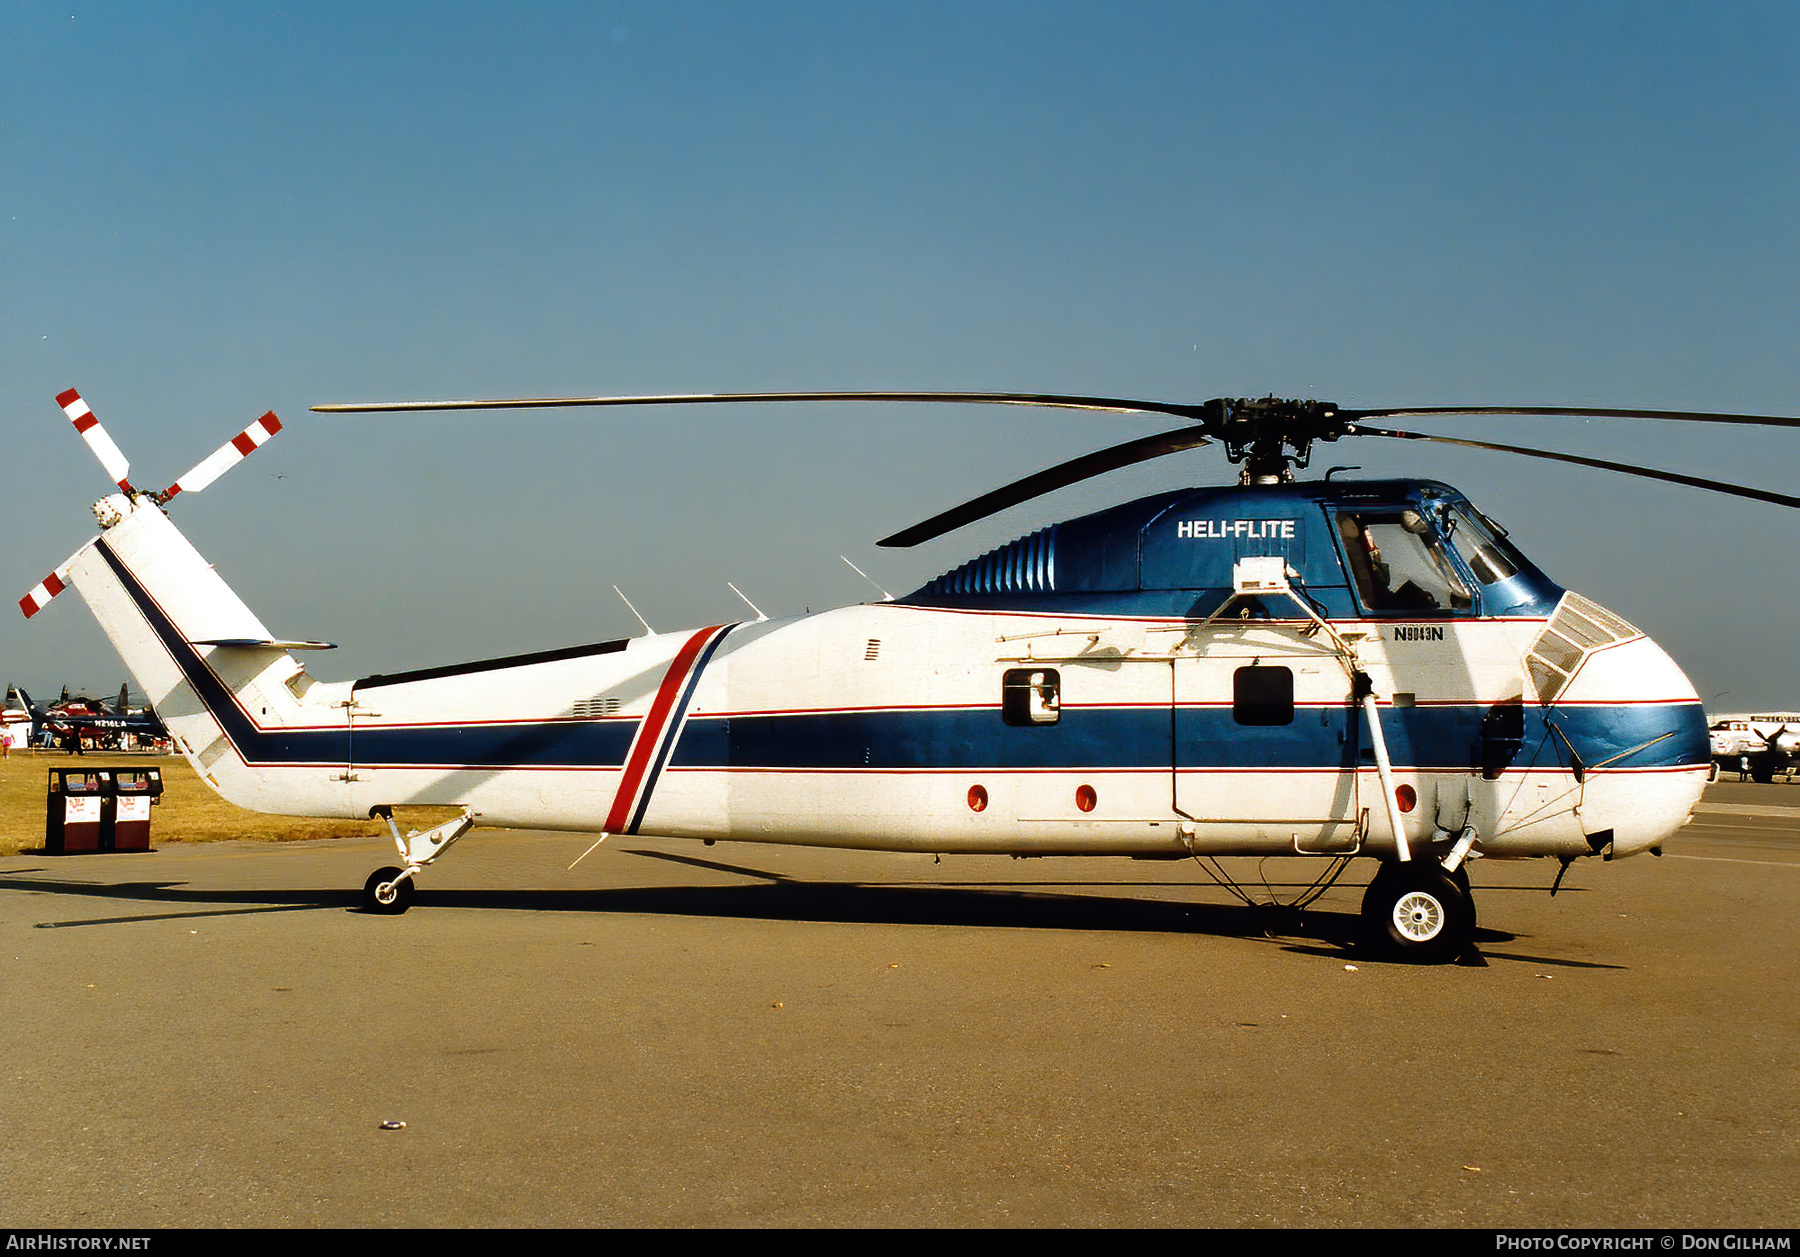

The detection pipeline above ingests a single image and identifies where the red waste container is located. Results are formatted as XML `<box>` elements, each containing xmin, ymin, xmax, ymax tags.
<box><xmin>108</xmin><ymin>768</ymin><xmax>163</xmax><ymax>852</ymax></box>
<box><xmin>45</xmin><ymin>768</ymin><xmax>106</xmax><ymax>854</ymax></box>
<box><xmin>45</xmin><ymin>766</ymin><xmax>163</xmax><ymax>854</ymax></box>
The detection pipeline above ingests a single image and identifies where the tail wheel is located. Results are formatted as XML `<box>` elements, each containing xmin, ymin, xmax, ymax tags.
<box><xmin>1361</xmin><ymin>862</ymin><xmax>1474</xmax><ymax>964</ymax></box>
<box><xmin>362</xmin><ymin>866</ymin><xmax>414</xmax><ymax>915</ymax></box>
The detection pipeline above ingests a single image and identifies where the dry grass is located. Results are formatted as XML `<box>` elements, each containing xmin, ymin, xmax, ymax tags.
<box><xmin>0</xmin><ymin>749</ymin><xmax>446</xmax><ymax>856</ymax></box>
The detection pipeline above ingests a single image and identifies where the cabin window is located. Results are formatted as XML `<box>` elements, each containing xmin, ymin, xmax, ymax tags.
<box><xmin>1234</xmin><ymin>666</ymin><xmax>1293</xmax><ymax>726</ymax></box>
<box><xmin>1335</xmin><ymin>511</ymin><xmax>1471</xmax><ymax>614</ymax></box>
<box><xmin>1002</xmin><ymin>669</ymin><xmax>1061</xmax><ymax>726</ymax></box>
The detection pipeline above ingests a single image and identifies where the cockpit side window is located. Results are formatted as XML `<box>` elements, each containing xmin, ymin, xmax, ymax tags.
<box><xmin>1335</xmin><ymin>510</ymin><xmax>1471</xmax><ymax>614</ymax></box>
<box><xmin>1444</xmin><ymin>507</ymin><xmax>1524</xmax><ymax>587</ymax></box>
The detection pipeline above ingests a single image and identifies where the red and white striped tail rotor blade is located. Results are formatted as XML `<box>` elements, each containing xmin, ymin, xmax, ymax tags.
<box><xmin>19</xmin><ymin>542</ymin><xmax>92</xmax><ymax>619</ymax></box>
<box><xmin>161</xmin><ymin>411</ymin><xmax>283</xmax><ymax>500</ymax></box>
<box><xmin>56</xmin><ymin>389</ymin><xmax>134</xmax><ymax>493</ymax></box>
<box><xmin>19</xmin><ymin>569</ymin><xmax>67</xmax><ymax>618</ymax></box>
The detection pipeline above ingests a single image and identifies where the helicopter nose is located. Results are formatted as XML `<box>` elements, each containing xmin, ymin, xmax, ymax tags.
<box><xmin>1551</xmin><ymin>627</ymin><xmax>1710</xmax><ymax>858</ymax></box>
<box><xmin>1597</xmin><ymin>700</ymin><xmax>1711</xmax><ymax>858</ymax></box>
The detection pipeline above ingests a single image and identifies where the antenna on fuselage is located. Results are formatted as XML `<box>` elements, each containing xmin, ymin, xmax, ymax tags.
<box><xmin>841</xmin><ymin>555</ymin><xmax>894</xmax><ymax>601</ymax></box>
<box><xmin>613</xmin><ymin>586</ymin><xmax>654</xmax><ymax>636</ymax></box>
<box><xmin>727</xmin><ymin>582</ymin><xmax>769</xmax><ymax>622</ymax></box>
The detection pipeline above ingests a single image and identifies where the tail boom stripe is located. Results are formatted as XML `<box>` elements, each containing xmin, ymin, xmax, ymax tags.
<box><xmin>603</xmin><ymin>624</ymin><xmax>732</xmax><ymax>833</ymax></box>
<box><xmin>624</xmin><ymin>626</ymin><xmax>734</xmax><ymax>835</ymax></box>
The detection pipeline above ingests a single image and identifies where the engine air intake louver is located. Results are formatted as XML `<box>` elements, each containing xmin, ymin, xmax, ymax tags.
<box><xmin>921</xmin><ymin>524</ymin><xmax>1059</xmax><ymax>596</ymax></box>
<box><xmin>1525</xmin><ymin>592</ymin><xmax>1639</xmax><ymax>705</ymax></box>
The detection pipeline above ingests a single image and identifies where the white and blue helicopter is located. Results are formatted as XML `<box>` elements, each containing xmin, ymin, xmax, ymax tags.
<box><xmin>23</xmin><ymin>388</ymin><xmax>1800</xmax><ymax>961</ymax></box>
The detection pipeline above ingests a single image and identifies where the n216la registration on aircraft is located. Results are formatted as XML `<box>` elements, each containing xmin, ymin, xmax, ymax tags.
<box><xmin>23</xmin><ymin>388</ymin><xmax>1800</xmax><ymax>962</ymax></box>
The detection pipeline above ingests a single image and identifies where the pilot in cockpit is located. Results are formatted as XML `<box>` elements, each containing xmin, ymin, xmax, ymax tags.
<box><xmin>1337</xmin><ymin>510</ymin><xmax>1469</xmax><ymax>612</ymax></box>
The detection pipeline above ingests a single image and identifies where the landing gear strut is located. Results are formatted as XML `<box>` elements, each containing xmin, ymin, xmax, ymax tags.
<box><xmin>1360</xmin><ymin>860</ymin><xmax>1475</xmax><ymax>964</ymax></box>
<box><xmin>358</xmin><ymin>807</ymin><xmax>475</xmax><ymax>916</ymax></box>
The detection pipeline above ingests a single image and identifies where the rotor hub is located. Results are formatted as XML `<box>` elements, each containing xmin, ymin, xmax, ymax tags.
<box><xmin>1202</xmin><ymin>397</ymin><xmax>1350</xmax><ymax>483</ymax></box>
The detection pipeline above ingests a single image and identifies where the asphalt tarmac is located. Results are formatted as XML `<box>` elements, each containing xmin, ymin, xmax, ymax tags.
<box><xmin>1</xmin><ymin>783</ymin><xmax>1795</xmax><ymax>1229</ymax></box>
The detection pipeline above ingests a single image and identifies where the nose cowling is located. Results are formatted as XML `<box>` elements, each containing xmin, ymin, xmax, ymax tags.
<box><xmin>1552</xmin><ymin>622</ymin><xmax>1710</xmax><ymax>859</ymax></box>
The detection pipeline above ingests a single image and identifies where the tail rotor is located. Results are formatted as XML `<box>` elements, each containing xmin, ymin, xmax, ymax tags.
<box><xmin>20</xmin><ymin>557</ymin><xmax>85</xmax><ymax>619</ymax></box>
<box><xmin>56</xmin><ymin>389</ymin><xmax>137</xmax><ymax>495</ymax></box>
<box><xmin>21</xmin><ymin>388</ymin><xmax>285</xmax><ymax>618</ymax></box>
<box><xmin>159</xmin><ymin>412</ymin><xmax>283</xmax><ymax>502</ymax></box>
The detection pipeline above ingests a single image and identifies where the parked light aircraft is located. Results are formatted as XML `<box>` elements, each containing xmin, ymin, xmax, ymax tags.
<box><xmin>1708</xmin><ymin>712</ymin><xmax>1800</xmax><ymax>782</ymax></box>
<box><xmin>22</xmin><ymin>388</ymin><xmax>1800</xmax><ymax>962</ymax></box>
<box><xmin>1</xmin><ymin>686</ymin><xmax>32</xmax><ymax>750</ymax></box>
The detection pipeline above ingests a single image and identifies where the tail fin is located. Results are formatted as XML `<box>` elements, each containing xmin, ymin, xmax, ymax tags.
<box><xmin>60</xmin><ymin>495</ymin><xmax>356</xmax><ymax>817</ymax></box>
<box><xmin>12</xmin><ymin>686</ymin><xmax>44</xmax><ymax>745</ymax></box>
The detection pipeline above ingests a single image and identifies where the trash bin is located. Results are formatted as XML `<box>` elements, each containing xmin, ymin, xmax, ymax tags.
<box><xmin>45</xmin><ymin>766</ymin><xmax>163</xmax><ymax>855</ymax></box>
<box><xmin>108</xmin><ymin>767</ymin><xmax>163</xmax><ymax>852</ymax></box>
<box><xmin>45</xmin><ymin>768</ymin><xmax>107</xmax><ymax>855</ymax></box>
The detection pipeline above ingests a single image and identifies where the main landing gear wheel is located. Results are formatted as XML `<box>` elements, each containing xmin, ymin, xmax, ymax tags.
<box><xmin>1448</xmin><ymin>861</ymin><xmax>1476</xmax><ymax>928</ymax></box>
<box><xmin>1360</xmin><ymin>862</ymin><xmax>1474</xmax><ymax>964</ymax></box>
<box><xmin>362</xmin><ymin>866</ymin><xmax>414</xmax><ymax>915</ymax></box>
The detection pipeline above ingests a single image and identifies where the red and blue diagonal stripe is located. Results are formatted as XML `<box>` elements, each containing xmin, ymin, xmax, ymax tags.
<box><xmin>604</xmin><ymin>623</ymin><xmax>733</xmax><ymax>835</ymax></box>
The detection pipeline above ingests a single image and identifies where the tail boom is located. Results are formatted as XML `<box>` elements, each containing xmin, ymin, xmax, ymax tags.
<box><xmin>62</xmin><ymin>496</ymin><xmax>360</xmax><ymax>817</ymax></box>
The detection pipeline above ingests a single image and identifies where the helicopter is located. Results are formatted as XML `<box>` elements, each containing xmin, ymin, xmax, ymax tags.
<box><xmin>12</xmin><ymin>682</ymin><xmax>170</xmax><ymax>752</ymax></box>
<box><xmin>20</xmin><ymin>387</ymin><xmax>1800</xmax><ymax>962</ymax></box>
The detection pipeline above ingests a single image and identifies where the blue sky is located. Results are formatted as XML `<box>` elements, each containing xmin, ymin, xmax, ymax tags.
<box><xmin>4</xmin><ymin>1</ymin><xmax>1798</xmax><ymax>708</ymax></box>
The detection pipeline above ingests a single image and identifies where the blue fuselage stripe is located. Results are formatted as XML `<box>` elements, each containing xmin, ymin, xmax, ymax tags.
<box><xmin>668</xmin><ymin>703</ymin><xmax>1708</xmax><ymax>772</ymax></box>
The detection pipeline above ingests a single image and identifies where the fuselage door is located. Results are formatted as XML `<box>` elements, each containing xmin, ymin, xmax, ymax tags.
<box><xmin>342</xmin><ymin>687</ymin><xmax>378</xmax><ymax>811</ymax></box>
<box><xmin>1171</xmin><ymin>631</ymin><xmax>1361</xmax><ymax>849</ymax></box>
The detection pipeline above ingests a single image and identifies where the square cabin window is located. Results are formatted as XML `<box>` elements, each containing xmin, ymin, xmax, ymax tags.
<box><xmin>1234</xmin><ymin>666</ymin><xmax>1293</xmax><ymax>726</ymax></box>
<box><xmin>1002</xmin><ymin>668</ymin><xmax>1061</xmax><ymax>726</ymax></box>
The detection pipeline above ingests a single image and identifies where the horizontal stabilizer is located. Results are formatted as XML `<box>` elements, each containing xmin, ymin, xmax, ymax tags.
<box><xmin>192</xmin><ymin>638</ymin><xmax>337</xmax><ymax>650</ymax></box>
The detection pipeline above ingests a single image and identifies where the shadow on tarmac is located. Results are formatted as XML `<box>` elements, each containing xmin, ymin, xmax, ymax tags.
<box><xmin>0</xmin><ymin>862</ymin><xmax>1593</xmax><ymax>968</ymax></box>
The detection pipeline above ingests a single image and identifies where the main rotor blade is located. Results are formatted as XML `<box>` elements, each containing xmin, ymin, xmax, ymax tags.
<box><xmin>311</xmin><ymin>390</ymin><xmax>1211</xmax><ymax>422</ymax></box>
<box><xmin>1351</xmin><ymin>425</ymin><xmax>1800</xmax><ymax>511</ymax></box>
<box><xmin>878</xmin><ymin>428</ymin><xmax>1212</xmax><ymax>548</ymax></box>
<box><xmin>314</xmin><ymin>391</ymin><xmax>1800</xmax><ymax>431</ymax></box>
<box><xmin>1345</xmin><ymin>404</ymin><xmax>1800</xmax><ymax>429</ymax></box>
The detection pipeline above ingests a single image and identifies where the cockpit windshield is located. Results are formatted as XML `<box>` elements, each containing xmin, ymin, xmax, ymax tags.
<box><xmin>1336</xmin><ymin>510</ymin><xmax>1471</xmax><ymax>614</ymax></box>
